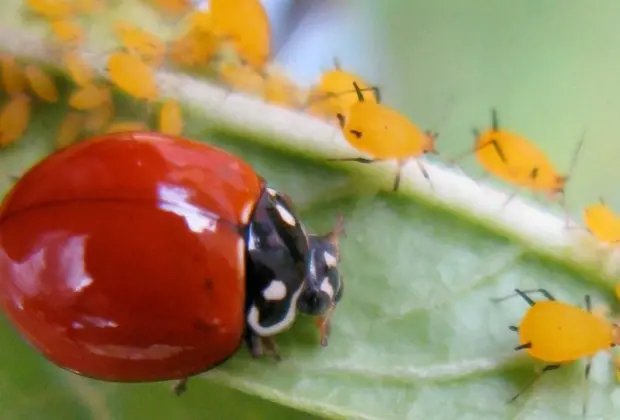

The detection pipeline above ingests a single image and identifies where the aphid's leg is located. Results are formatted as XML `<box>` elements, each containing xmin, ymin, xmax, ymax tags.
<box><xmin>491</xmin><ymin>288</ymin><xmax>556</xmax><ymax>304</ymax></box>
<box><xmin>507</xmin><ymin>364</ymin><xmax>561</xmax><ymax>404</ymax></box>
<box><xmin>508</xmin><ymin>325</ymin><xmax>519</xmax><ymax>332</ymax></box>
<box><xmin>327</xmin><ymin>157</ymin><xmax>381</xmax><ymax>164</ymax></box>
<box><xmin>584</xmin><ymin>294</ymin><xmax>592</xmax><ymax>312</ymax></box>
<box><xmin>500</xmin><ymin>187</ymin><xmax>521</xmax><ymax>209</ymax></box>
<box><xmin>171</xmin><ymin>378</ymin><xmax>188</xmax><ymax>396</ymax></box>
<box><xmin>491</xmin><ymin>108</ymin><xmax>500</xmax><ymax>131</ymax></box>
<box><xmin>582</xmin><ymin>357</ymin><xmax>593</xmax><ymax>417</ymax></box>
<box><xmin>415</xmin><ymin>160</ymin><xmax>434</xmax><ymax>192</ymax></box>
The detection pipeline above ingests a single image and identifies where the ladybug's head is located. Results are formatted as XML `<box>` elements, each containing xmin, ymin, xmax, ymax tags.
<box><xmin>297</xmin><ymin>216</ymin><xmax>345</xmax><ymax>346</ymax></box>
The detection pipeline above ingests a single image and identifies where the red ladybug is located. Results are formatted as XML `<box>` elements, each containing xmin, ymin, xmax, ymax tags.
<box><xmin>0</xmin><ymin>131</ymin><xmax>344</xmax><ymax>393</ymax></box>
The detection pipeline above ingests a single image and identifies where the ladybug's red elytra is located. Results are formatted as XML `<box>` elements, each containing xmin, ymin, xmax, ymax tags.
<box><xmin>0</xmin><ymin>131</ymin><xmax>344</xmax><ymax>393</ymax></box>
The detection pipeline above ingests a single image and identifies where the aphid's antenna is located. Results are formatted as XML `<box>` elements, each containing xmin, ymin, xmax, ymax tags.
<box><xmin>491</xmin><ymin>288</ymin><xmax>556</xmax><ymax>304</ymax></box>
<box><xmin>492</xmin><ymin>108</ymin><xmax>500</xmax><ymax>131</ymax></box>
<box><xmin>564</xmin><ymin>128</ymin><xmax>587</xmax><ymax>182</ymax></box>
<box><xmin>304</xmin><ymin>86</ymin><xmax>381</xmax><ymax>107</ymax></box>
<box><xmin>556</xmin><ymin>128</ymin><xmax>587</xmax><ymax>227</ymax></box>
<box><xmin>507</xmin><ymin>365</ymin><xmax>560</xmax><ymax>404</ymax></box>
<box><xmin>333</xmin><ymin>57</ymin><xmax>341</xmax><ymax>70</ymax></box>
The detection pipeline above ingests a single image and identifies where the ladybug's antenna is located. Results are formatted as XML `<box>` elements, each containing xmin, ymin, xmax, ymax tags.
<box><xmin>352</xmin><ymin>82</ymin><xmax>364</xmax><ymax>102</ymax></box>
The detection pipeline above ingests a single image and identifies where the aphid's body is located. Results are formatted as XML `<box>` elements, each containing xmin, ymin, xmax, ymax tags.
<box><xmin>25</xmin><ymin>0</ymin><xmax>74</xmax><ymax>19</ymax></box>
<box><xmin>107</xmin><ymin>53</ymin><xmax>158</xmax><ymax>101</ymax></box>
<box><xmin>69</xmin><ymin>84</ymin><xmax>111</xmax><ymax>110</ymax></box>
<box><xmin>583</xmin><ymin>200</ymin><xmax>620</xmax><ymax>244</ymax></box>
<box><xmin>56</xmin><ymin>112</ymin><xmax>84</xmax><ymax>149</ymax></box>
<box><xmin>0</xmin><ymin>95</ymin><xmax>31</xmax><ymax>147</ymax></box>
<box><xmin>210</xmin><ymin>0</ymin><xmax>271</xmax><ymax>70</ymax></box>
<box><xmin>306</xmin><ymin>62</ymin><xmax>377</xmax><ymax>119</ymax></box>
<box><xmin>105</xmin><ymin>121</ymin><xmax>149</xmax><ymax>133</ymax></box>
<box><xmin>24</xmin><ymin>65</ymin><xmax>58</xmax><ymax>103</ymax></box>
<box><xmin>113</xmin><ymin>22</ymin><xmax>166</xmax><ymax>67</ymax></box>
<box><xmin>218</xmin><ymin>62</ymin><xmax>264</xmax><ymax>96</ymax></box>
<box><xmin>332</xmin><ymin>82</ymin><xmax>437</xmax><ymax>191</ymax></box>
<box><xmin>493</xmin><ymin>288</ymin><xmax>620</xmax><ymax>415</ymax></box>
<box><xmin>50</xmin><ymin>19</ymin><xmax>84</xmax><ymax>49</ymax></box>
<box><xmin>262</xmin><ymin>71</ymin><xmax>302</xmax><ymax>109</ymax></box>
<box><xmin>159</xmin><ymin>100</ymin><xmax>183</xmax><ymax>136</ymax></box>
<box><xmin>148</xmin><ymin>0</ymin><xmax>192</xmax><ymax>16</ymax></box>
<box><xmin>84</xmin><ymin>101</ymin><xmax>114</xmax><ymax>132</ymax></box>
<box><xmin>169</xmin><ymin>27</ymin><xmax>217</xmax><ymax>69</ymax></box>
<box><xmin>1</xmin><ymin>56</ymin><xmax>26</xmax><ymax>97</ymax></box>
<box><xmin>74</xmin><ymin>0</ymin><xmax>105</xmax><ymax>14</ymax></box>
<box><xmin>63</xmin><ymin>51</ymin><xmax>94</xmax><ymax>87</ymax></box>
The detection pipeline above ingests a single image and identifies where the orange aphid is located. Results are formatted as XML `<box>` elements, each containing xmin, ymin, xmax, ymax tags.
<box><xmin>25</xmin><ymin>0</ymin><xmax>74</xmax><ymax>19</ymax></box>
<box><xmin>74</xmin><ymin>0</ymin><xmax>106</xmax><ymax>14</ymax></box>
<box><xmin>107</xmin><ymin>52</ymin><xmax>158</xmax><ymax>101</ymax></box>
<box><xmin>262</xmin><ymin>70</ymin><xmax>303</xmax><ymax>109</ymax></box>
<box><xmin>0</xmin><ymin>94</ymin><xmax>31</xmax><ymax>147</ymax></box>
<box><xmin>0</xmin><ymin>56</ymin><xmax>26</xmax><ymax>97</ymax></box>
<box><xmin>158</xmin><ymin>99</ymin><xmax>183</xmax><ymax>135</ymax></box>
<box><xmin>84</xmin><ymin>101</ymin><xmax>114</xmax><ymax>132</ymax></box>
<box><xmin>306</xmin><ymin>59</ymin><xmax>378</xmax><ymax>119</ymax></box>
<box><xmin>49</xmin><ymin>19</ymin><xmax>85</xmax><ymax>49</ymax></box>
<box><xmin>583</xmin><ymin>199</ymin><xmax>620</xmax><ymax>244</ymax></box>
<box><xmin>169</xmin><ymin>26</ymin><xmax>218</xmax><ymax>68</ymax></box>
<box><xmin>56</xmin><ymin>112</ymin><xmax>84</xmax><ymax>149</ymax></box>
<box><xmin>148</xmin><ymin>0</ymin><xmax>192</xmax><ymax>16</ymax></box>
<box><xmin>217</xmin><ymin>61</ymin><xmax>264</xmax><ymax>96</ymax></box>
<box><xmin>63</xmin><ymin>51</ymin><xmax>94</xmax><ymax>87</ymax></box>
<box><xmin>105</xmin><ymin>121</ymin><xmax>149</xmax><ymax>133</ymax></box>
<box><xmin>69</xmin><ymin>83</ymin><xmax>111</xmax><ymax>110</ymax></box>
<box><xmin>24</xmin><ymin>64</ymin><xmax>58</xmax><ymax>103</ymax></box>
<box><xmin>113</xmin><ymin>21</ymin><xmax>166</xmax><ymax>67</ymax></box>
<box><xmin>210</xmin><ymin>0</ymin><xmax>271</xmax><ymax>70</ymax></box>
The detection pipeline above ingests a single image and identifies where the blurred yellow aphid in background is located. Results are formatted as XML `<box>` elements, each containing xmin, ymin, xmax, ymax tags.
<box><xmin>0</xmin><ymin>94</ymin><xmax>31</xmax><ymax>147</ymax></box>
<box><xmin>25</xmin><ymin>0</ymin><xmax>74</xmax><ymax>19</ymax></box>
<box><xmin>107</xmin><ymin>52</ymin><xmax>158</xmax><ymax>102</ymax></box>
<box><xmin>306</xmin><ymin>58</ymin><xmax>378</xmax><ymax>120</ymax></box>
<box><xmin>158</xmin><ymin>99</ymin><xmax>183</xmax><ymax>136</ymax></box>
<box><xmin>217</xmin><ymin>61</ymin><xmax>264</xmax><ymax>96</ymax></box>
<box><xmin>84</xmin><ymin>101</ymin><xmax>115</xmax><ymax>132</ymax></box>
<box><xmin>24</xmin><ymin>64</ymin><xmax>58</xmax><ymax>103</ymax></box>
<box><xmin>74</xmin><ymin>0</ymin><xmax>106</xmax><ymax>15</ymax></box>
<box><xmin>63</xmin><ymin>51</ymin><xmax>94</xmax><ymax>87</ymax></box>
<box><xmin>262</xmin><ymin>69</ymin><xmax>303</xmax><ymax>110</ymax></box>
<box><xmin>583</xmin><ymin>198</ymin><xmax>620</xmax><ymax>244</ymax></box>
<box><xmin>69</xmin><ymin>83</ymin><xmax>111</xmax><ymax>110</ymax></box>
<box><xmin>113</xmin><ymin>21</ymin><xmax>166</xmax><ymax>67</ymax></box>
<box><xmin>105</xmin><ymin>121</ymin><xmax>149</xmax><ymax>133</ymax></box>
<box><xmin>56</xmin><ymin>112</ymin><xmax>84</xmax><ymax>149</ymax></box>
<box><xmin>147</xmin><ymin>0</ymin><xmax>192</xmax><ymax>16</ymax></box>
<box><xmin>169</xmin><ymin>25</ymin><xmax>218</xmax><ymax>69</ymax></box>
<box><xmin>210</xmin><ymin>0</ymin><xmax>271</xmax><ymax>71</ymax></box>
<box><xmin>331</xmin><ymin>82</ymin><xmax>438</xmax><ymax>192</ymax></box>
<box><xmin>0</xmin><ymin>56</ymin><xmax>26</xmax><ymax>97</ymax></box>
<box><xmin>49</xmin><ymin>19</ymin><xmax>85</xmax><ymax>49</ymax></box>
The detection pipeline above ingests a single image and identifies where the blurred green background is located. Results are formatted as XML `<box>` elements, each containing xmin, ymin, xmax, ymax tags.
<box><xmin>1</xmin><ymin>1</ymin><xmax>620</xmax><ymax>419</ymax></box>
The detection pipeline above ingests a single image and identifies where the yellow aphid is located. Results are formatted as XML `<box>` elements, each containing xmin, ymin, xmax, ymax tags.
<box><xmin>25</xmin><ymin>65</ymin><xmax>58</xmax><ymax>103</ymax></box>
<box><xmin>25</xmin><ymin>0</ymin><xmax>74</xmax><ymax>19</ymax></box>
<box><xmin>74</xmin><ymin>0</ymin><xmax>105</xmax><ymax>14</ymax></box>
<box><xmin>263</xmin><ymin>71</ymin><xmax>302</xmax><ymax>109</ymax></box>
<box><xmin>105</xmin><ymin>121</ymin><xmax>149</xmax><ymax>133</ymax></box>
<box><xmin>56</xmin><ymin>112</ymin><xmax>84</xmax><ymax>149</ymax></box>
<box><xmin>0</xmin><ymin>95</ymin><xmax>31</xmax><ymax>147</ymax></box>
<box><xmin>107</xmin><ymin>52</ymin><xmax>158</xmax><ymax>101</ymax></box>
<box><xmin>0</xmin><ymin>56</ymin><xmax>26</xmax><ymax>97</ymax></box>
<box><xmin>189</xmin><ymin>11</ymin><xmax>213</xmax><ymax>33</ymax></box>
<box><xmin>149</xmin><ymin>0</ymin><xmax>192</xmax><ymax>16</ymax></box>
<box><xmin>169</xmin><ymin>28</ymin><xmax>218</xmax><ymax>68</ymax></box>
<box><xmin>159</xmin><ymin>100</ymin><xmax>183</xmax><ymax>135</ymax></box>
<box><xmin>63</xmin><ymin>51</ymin><xmax>94</xmax><ymax>87</ymax></box>
<box><xmin>69</xmin><ymin>84</ymin><xmax>110</xmax><ymax>110</ymax></box>
<box><xmin>50</xmin><ymin>19</ymin><xmax>84</xmax><ymax>48</ymax></box>
<box><xmin>113</xmin><ymin>21</ymin><xmax>166</xmax><ymax>67</ymax></box>
<box><xmin>218</xmin><ymin>62</ymin><xmax>264</xmax><ymax>95</ymax></box>
<box><xmin>84</xmin><ymin>101</ymin><xmax>114</xmax><ymax>132</ymax></box>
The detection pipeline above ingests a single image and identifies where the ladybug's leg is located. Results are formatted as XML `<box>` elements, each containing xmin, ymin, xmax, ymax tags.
<box><xmin>243</xmin><ymin>328</ymin><xmax>282</xmax><ymax>361</ymax></box>
<box><xmin>171</xmin><ymin>378</ymin><xmax>188</xmax><ymax>396</ymax></box>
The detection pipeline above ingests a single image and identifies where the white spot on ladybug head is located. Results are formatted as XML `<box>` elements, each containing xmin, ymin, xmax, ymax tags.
<box><xmin>240</xmin><ymin>199</ymin><xmax>254</xmax><ymax>225</ymax></box>
<box><xmin>266</xmin><ymin>187</ymin><xmax>277</xmax><ymax>197</ymax></box>
<box><xmin>323</xmin><ymin>251</ymin><xmax>337</xmax><ymax>268</ymax></box>
<box><xmin>320</xmin><ymin>276</ymin><xmax>334</xmax><ymax>299</ymax></box>
<box><xmin>247</xmin><ymin>282</ymin><xmax>305</xmax><ymax>336</ymax></box>
<box><xmin>262</xmin><ymin>280</ymin><xmax>287</xmax><ymax>301</ymax></box>
<box><xmin>276</xmin><ymin>203</ymin><xmax>297</xmax><ymax>227</ymax></box>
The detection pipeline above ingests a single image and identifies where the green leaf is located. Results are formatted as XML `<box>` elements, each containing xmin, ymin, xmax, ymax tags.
<box><xmin>0</xmin><ymin>2</ymin><xmax>620</xmax><ymax>419</ymax></box>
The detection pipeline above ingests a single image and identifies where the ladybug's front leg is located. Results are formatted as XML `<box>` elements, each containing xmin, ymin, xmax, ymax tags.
<box><xmin>244</xmin><ymin>328</ymin><xmax>281</xmax><ymax>361</ymax></box>
<box><xmin>171</xmin><ymin>378</ymin><xmax>188</xmax><ymax>396</ymax></box>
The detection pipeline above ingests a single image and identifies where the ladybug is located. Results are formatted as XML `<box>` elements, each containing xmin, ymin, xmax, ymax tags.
<box><xmin>0</xmin><ymin>131</ymin><xmax>345</xmax><ymax>393</ymax></box>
